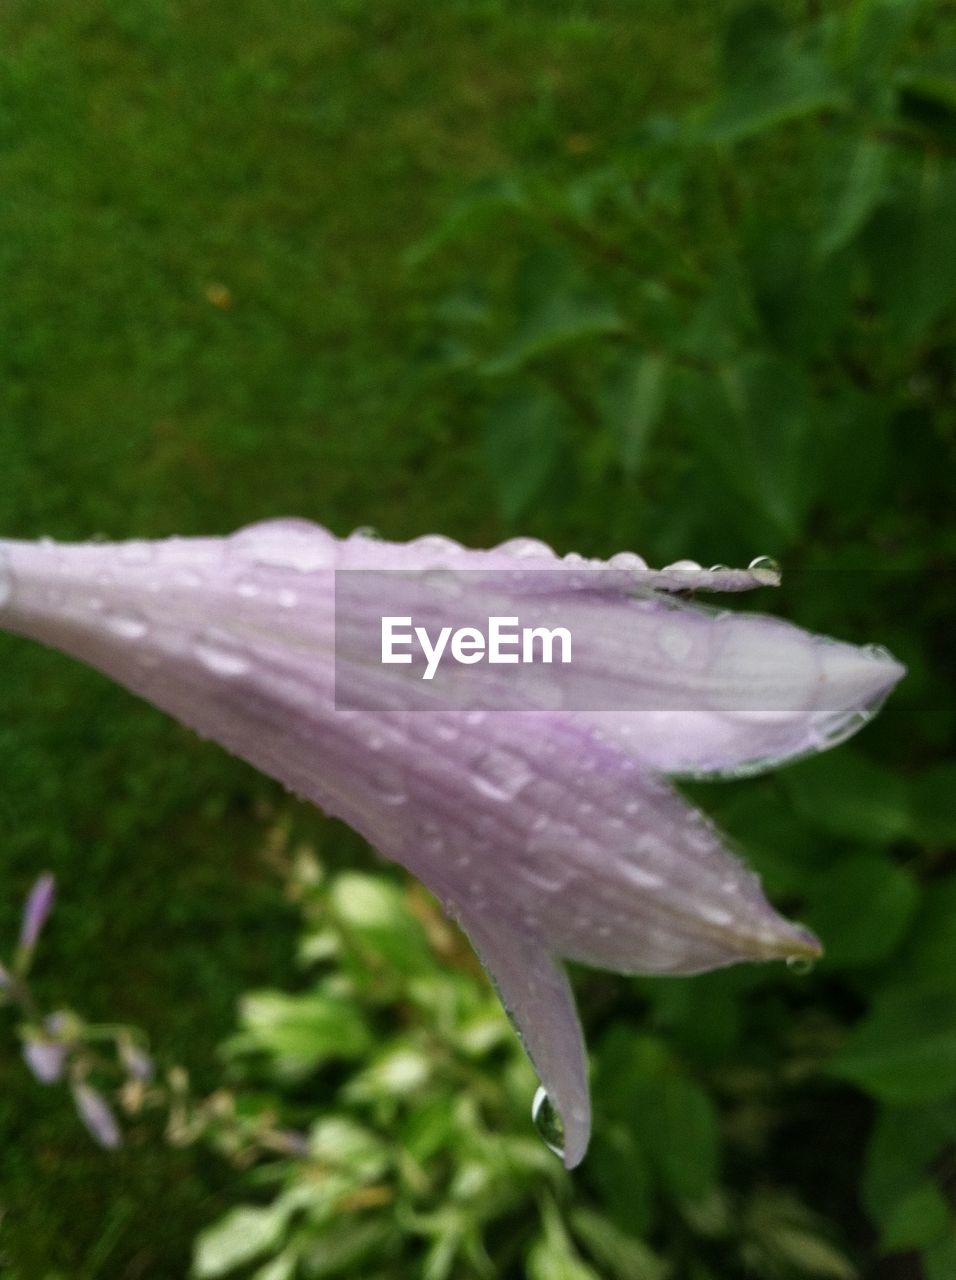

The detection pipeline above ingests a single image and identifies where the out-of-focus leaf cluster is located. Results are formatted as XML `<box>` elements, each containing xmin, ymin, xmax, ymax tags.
<box><xmin>189</xmin><ymin>848</ymin><xmax>871</xmax><ymax>1280</ymax></box>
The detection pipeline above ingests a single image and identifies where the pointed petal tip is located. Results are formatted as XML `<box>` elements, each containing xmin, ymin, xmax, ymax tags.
<box><xmin>820</xmin><ymin>640</ymin><xmax>906</xmax><ymax>707</ymax></box>
<box><xmin>754</xmin><ymin>918</ymin><xmax>823</xmax><ymax>967</ymax></box>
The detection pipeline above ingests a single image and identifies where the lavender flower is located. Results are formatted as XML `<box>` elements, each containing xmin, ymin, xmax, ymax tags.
<box><xmin>0</xmin><ymin>523</ymin><xmax>904</xmax><ymax>1166</ymax></box>
<box><xmin>71</xmin><ymin>1082</ymin><xmax>122</xmax><ymax>1149</ymax></box>
<box><xmin>18</xmin><ymin>872</ymin><xmax>55</xmax><ymax>954</ymax></box>
<box><xmin>119</xmin><ymin>1038</ymin><xmax>155</xmax><ymax>1082</ymax></box>
<box><xmin>23</xmin><ymin>1036</ymin><xmax>67</xmax><ymax>1084</ymax></box>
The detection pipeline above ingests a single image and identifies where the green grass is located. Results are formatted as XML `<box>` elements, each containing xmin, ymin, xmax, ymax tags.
<box><xmin>0</xmin><ymin>3</ymin><xmax>733</xmax><ymax>1274</ymax></box>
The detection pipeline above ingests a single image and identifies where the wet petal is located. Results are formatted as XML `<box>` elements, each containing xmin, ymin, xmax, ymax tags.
<box><xmin>456</xmin><ymin>907</ymin><xmax>589</xmax><ymax>1169</ymax></box>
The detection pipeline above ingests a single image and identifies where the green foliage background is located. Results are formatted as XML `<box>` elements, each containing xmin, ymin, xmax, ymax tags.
<box><xmin>0</xmin><ymin>0</ymin><xmax>954</xmax><ymax>1276</ymax></box>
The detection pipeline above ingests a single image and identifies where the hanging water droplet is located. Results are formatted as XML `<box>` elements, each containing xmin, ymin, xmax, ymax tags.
<box><xmin>786</xmin><ymin>953</ymin><xmax>816</xmax><ymax>976</ymax></box>
<box><xmin>107</xmin><ymin>611</ymin><xmax>148</xmax><ymax>640</ymax></box>
<box><xmin>531</xmin><ymin>1086</ymin><xmax>565</xmax><ymax>1160</ymax></box>
<box><xmin>0</xmin><ymin>550</ymin><xmax>11</xmax><ymax>608</ymax></box>
<box><xmin>194</xmin><ymin>632</ymin><xmax>249</xmax><ymax>677</ymax></box>
<box><xmin>748</xmin><ymin>555</ymin><xmax>781</xmax><ymax>584</ymax></box>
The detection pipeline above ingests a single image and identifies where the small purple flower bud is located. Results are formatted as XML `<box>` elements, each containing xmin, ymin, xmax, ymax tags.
<box><xmin>119</xmin><ymin>1039</ymin><xmax>154</xmax><ymax>1082</ymax></box>
<box><xmin>71</xmin><ymin>1082</ymin><xmax>122</xmax><ymax>1149</ymax></box>
<box><xmin>23</xmin><ymin>1037</ymin><xmax>67</xmax><ymax>1084</ymax></box>
<box><xmin>19</xmin><ymin>873</ymin><xmax>56</xmax><ymax>953</ymax></box>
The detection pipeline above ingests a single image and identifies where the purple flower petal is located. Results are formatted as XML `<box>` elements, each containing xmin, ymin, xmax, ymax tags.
<box><xmin>18</xmin><ymin>873</ymin><xmax>55</xmax><ymax>952</ymax></box>
<box><xmin>0</xmin><ymin>523</ymin><xmax>904</xmax><ymax>1164</ymax></box>
<box><xmin>23</xmin><ymin>1036</ymin><xmax>67</xmax><ymax>1084</ymax></box>
<box><xmin>71</xmin><ymin>1082</ymin><xmax>122</xmax><ymax>1149</ymax></box>
<box><xmin>119</xmin><ymin>1039</ymin><xmax>154</xmax><ymax>1081</ymax></box>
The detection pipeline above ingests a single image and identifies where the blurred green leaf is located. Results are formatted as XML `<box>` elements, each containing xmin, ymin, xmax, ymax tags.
<box><xmin>232</xmin><ymin>989</ymin><xmax>371</xmax><ymax>1075</ymax></box>
<box><xmin>194</xmin><ymin>1204</ymin><xmax>292</xmax><ymax>1278</ymax></box>
<box><xmin>251</xmin><ymin>1250</ymin><xmax>298</xmax><ymax>1280</ymax></box>
<box><xmin>404</xmin><ymin>176</ymin><xmax>528</xmax><ymax>267</ymax></box>
<box><xmin>783</xmin><ymin>751</ymin><xmax>910</xmax><ymax>843</ymax></box>
<box><xmin>835</xmin><ymin>0</ymin><xmax>926</xmax><ymax>95</ymax></box>
<box><xmin>924</xmin><ymin>1231</ymin><xmax>956</xmax><ymax>1280</ymax></box>
<box><xmin>830</xmin><ymin>980</ymin><xmax>956</xmax><ymax>1102</ymax></box>
<box><xmin>601</xmin><ymin>353</ymin><xmax>670</xmax><ymax>476</ymax></box>
<box><xmin>897</xmin><ymin>50</ymin><xmax>956</xmax><ymax>112</ymax></box>
<box><xmin>769</xmin><ymin>1228</ymin><xmax>857</xmax><ymax>1279</ymax></box>
<box><xmin>805</xmin><ymin>852</ymin><xmax>918</xmax><ymax>969</ymax></box>
<box><xmin>480</xmin><ymin>387</ymin><xmax>565</xmax><ymax>520</ymax></box>
<box><xmin>570</xmin><ymin>1208</ymin><xmax>668</xmax><ymax>1280</ymax></box>
<box><xmin>593</xmin><ymin>1029</ymin><xmax>719</xmax><ymax>1205</ymax></box>
<box><xmin>528</xmin><ymin>1201</ymin><xmax>603</xmax><ymax>1280</ymax></box>
<box><xmin>482</xmin><ymin>251</ymin><xmax>623</xmax><ymax>375</ymax></box>
<box><xmin>862</xmin><ymin>164</ymin><xmax>956</xmax><ymax>345</ymax></box>
<box><xmin>908</xmin><ymin>762</ymin><xmax>956</xmax><ymax>846</ymax></box>
<box><xmin>298</xmin><ymin>1220</ymin><xmax>397</xmax><ymax>1279</ymax></box>
<box><xmin>861</xmin><ymin>1100</ymin><xmax>956</xmax><ymax>1222</ymax></box>
<box><xmin>881</xmin><ymin>1181</ymin><xmax>951</xmax><ymax>1253</ymax></box>
<box><xmin>329</xmin><ymin>873</ymin><xmax>432</xmax><ymax>975</ymax></box>
<box><xmin>817</xmin><ymin>139</ymin><xmax>889</xmax><ymax>259</ymax></box>
<box><xmin>704</xmin><ymin>6</ymin><xmax>845</xmax><ymax>142</ymax></box>
<box><xmin>654</xmin><ymin>1072</ymin><xmax>720</xmax><ymax>1203</ymax></box>
<box><xmin>720</xmin><ymin>354</ymin><xmax>819</xmax><ymax>537</ymax></box>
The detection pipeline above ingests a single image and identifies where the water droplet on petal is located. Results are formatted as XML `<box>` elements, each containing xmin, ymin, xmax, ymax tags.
<box><xmin>107</xmin><ymin>611</ymin><xmax>148</xmax><ymax>640</ymax></box>
<box><xmin>194</xmin><ymin>632</ymin><xmax>249</xmax><ymax>677</ymax></box>
<box><xmin>532</xmin><ymin>1086</ymin><xmax>565</xmax><ymax>1160</ymax></box>
<box><xmin>663</xmin><ymin>559</ymin><xmax>701</xmax><ymax>571</ymax></box>
<box><xmin>748</xmin><ymin>555</ymin><xmax>781</xmax><ymax>584</ymax></box>
<box><xmin>708</xmin><ymin>564</ymin><xmax>729</xmax><ymax>573</ymax></box>
<box><xmin>409</xmin><ymin>534</ymin><xmax>464</xmax><ymax>557</ymax></box>
<box><xmin>608</xmin><ymin>551</ymin><xmax>648</xmax><ymax>570</ymax></box>
<box><xmin>495</xmin><ymin>537</ymin><xmax>556</xmax><ymax>560</ymax></box>
<box><xmin>470</xmin><ymin>747</ymin><xmax>534</xmax><ymax>802</ymax></box>
<box><xmin>231</xmin><ymin>520</ymin><xmax>335</xmax><ymax>572</ymax></box>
